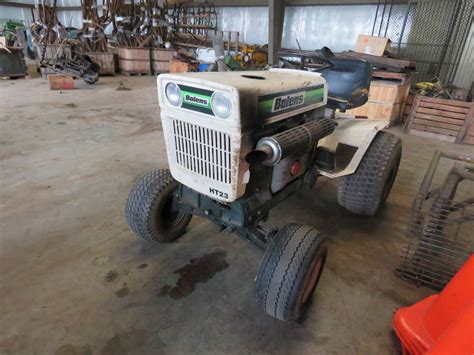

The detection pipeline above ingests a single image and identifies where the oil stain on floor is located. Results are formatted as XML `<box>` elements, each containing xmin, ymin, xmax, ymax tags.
<box><xmin>160</xmin><ymin>250</ymin><xmax>229</xmax><ymax>300</ymax></box>
<box><xmin>55</xmin><ymin>343</ymin><xmax>92</xmax><ymax>355</ymax></box>
<box><xmin>116</xmin><ymin>283</ymin><xmax>130</xmax><ymax>298</ymax></box>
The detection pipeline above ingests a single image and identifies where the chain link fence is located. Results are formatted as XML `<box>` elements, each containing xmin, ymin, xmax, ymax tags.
<box><xmin>372</xmin><ymin>0</ymin><xmax>473</xmax><ymax>84</ymax></box>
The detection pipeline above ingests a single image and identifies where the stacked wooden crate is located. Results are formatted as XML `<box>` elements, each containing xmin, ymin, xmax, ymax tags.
<box><xmin>346</xmin><ymin>80</ymin><xmax>410</xmax><ymax>124</ymax></box>
<box><xmin>342</xmin><ymin>42</ymin><xmax>414</xmax><ymax>125</ymax></box>
<box><xmin>151</xmin><ymin>48</ymin><xmax>177</xmax><ymax>74</ymax></box>
<box><xmin>117</xmin><ymin>47</ymin><xmax>151</xmax><ymax>75</ymax></box>
<box><xmin>86</xmin><ymin>52</ymin><xmax>115</xmax><ymax>75</ymax></box>
<box><xmin>404</xmin><ymin>95</ymin><xmax>474</xmax><ymax>144</ymax></box>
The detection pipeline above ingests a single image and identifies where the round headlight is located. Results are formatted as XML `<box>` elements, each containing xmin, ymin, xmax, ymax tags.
<box><xmin>165</xmin><ymin>82</ymin><xmax>182</xmax><ymax>106</ymax></box>
<box><xmin>211</xmin><ymin>92</ymin><xmax>232</xmax><ymax>119</ymax></box>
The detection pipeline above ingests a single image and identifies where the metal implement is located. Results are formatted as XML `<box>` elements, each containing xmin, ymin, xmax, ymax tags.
<box><xmin>167</xmin><ymin>2</ymin><xmax>217</xmax><ymax>48</ymax></box>
<box><xmin>0</xmin><ymin>29</ymin><xmax>27</xmax><ymax>78</ymax></box>
<box><xmin>41</xmin><ymin>42</ymin><xmax>99</xmax><ymax>84</ymax></box>
<box><xmin>396</xmin><ymin>150</ymin><xmax>474</xmax><ymax>291</ymax></box>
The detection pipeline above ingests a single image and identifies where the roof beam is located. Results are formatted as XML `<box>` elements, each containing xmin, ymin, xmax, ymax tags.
<box><xmin>268</xmin><ymin>0</ymin><xmax>285</xmax><ymax>65</ymax></box>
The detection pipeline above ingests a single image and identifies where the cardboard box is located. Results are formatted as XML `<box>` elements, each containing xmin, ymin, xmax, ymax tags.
<box><xmin>355</xmin><ymin>35</ymin><xmax>390</xmax><ymax>56</ymax></box>
<box><xmin>169</xmin><ymin>59</ymin><xmax>197</xmax><ymax>73</ymax></box>
<box><xmin>48</xmin><ymin>75</ymin><xmax>74</xmax><ymax>90</ymax></box>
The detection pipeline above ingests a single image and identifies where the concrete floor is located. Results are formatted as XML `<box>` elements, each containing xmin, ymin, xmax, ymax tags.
<box><xmin>1</xmin><ymin>75</ymin><xmax>473</xmax><ymax>355</ymax></box>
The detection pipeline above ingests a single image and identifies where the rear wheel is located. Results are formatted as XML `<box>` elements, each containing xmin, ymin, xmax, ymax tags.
<box><xmin>338</xmin><ymin>131</ymin><xmax>402</xmax><ymax>216</ymax></box>
<box><xmin>125</xmin><ymin>169</ymin><xmax>192</xmax><ymax>242</ymax></box>
<box><xmin>255</xmin><ymin>224</ymin><xmax>328</xmax><ymax>322</ymax></box>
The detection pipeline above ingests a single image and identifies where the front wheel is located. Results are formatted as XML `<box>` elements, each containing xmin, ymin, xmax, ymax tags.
<box><xmin>125</xmin><ymin>169</ymin><xmax>192</xmax><ymax>242</ymax></box>
<box><xmin>255</xmin><ymin>224</ymin><xmax>328</xmax><ymax>322</ymax></box>
<box><xmin>338</xmin><ymin>131</ymin><xmax>402</xmax><ymax>216</ymax></box>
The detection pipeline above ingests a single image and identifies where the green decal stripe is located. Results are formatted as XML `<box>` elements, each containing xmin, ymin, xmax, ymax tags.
<box><xmin>178</xmin><ymin>84</ymin><xmax>213</xmax><ymax>97</ymax></box>
<box><xmin>257</xmin><ymin>86</ymin><xmax>324</xmax><ymax>116</ymax></box>
<box><xmin>304</xmin><ymin>87</ymin><xmax>324</xmax><ymax>102</ymax></box>
<box><xmin>258</xmin><ymin>100</ymin><xmax>274</xmax><ymax>113</ymax></box>
<box><xmin>258</xmin><ymin>84</ymin><xmax>323</xmax><ymax>101</ymax></box>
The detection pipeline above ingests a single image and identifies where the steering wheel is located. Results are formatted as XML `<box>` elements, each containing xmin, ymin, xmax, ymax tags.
<box><xmin>278</xmin><ymin>53</ymin><xmax>334</xmax><ymax>72</ymax></box>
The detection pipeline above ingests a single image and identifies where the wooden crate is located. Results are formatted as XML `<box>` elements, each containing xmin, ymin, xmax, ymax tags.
<box><xmin>348</xmin><ymin>101</ymin><xmax>403</xmax><ymax>122</ymax></box>
<box><xmin>117</xmin><ymin>47</ymin><xmax>150</xmax><ymax>74</ymax></box>
<box><xmin>369</xmin><ymin>81</ymin><xmax>410</xmax><ymax>104</ymax></box>
<box><xmin>151</xmin><ymin>48</ymin><xmax>177</xmax><ymax>73</ymax></box>
<box><xmin>404</xmin><ymin>95</ymin><xmax>474</xmax><ymax>143</ymax></box>
<box><xmin>86</xmin><ymin>52</ymin><xmax>115</xmax><ymax>75</ymax></box>
<box><xmin>346</xmin><ymin>80</ymin><xmax>410</xmax><ymax>123</ymax></box>
<box><xmin>372</xmin><ymin>70</ymin><xmax>411</xmax><ymax>84</ymax></box>
<box><xmin>151</xmin><ymin>48</ymin><xmax>176</xmax><ymax>61</ymax></box>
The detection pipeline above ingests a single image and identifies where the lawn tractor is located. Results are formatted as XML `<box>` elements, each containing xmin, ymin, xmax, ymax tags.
<box><xmin>125</xmin><ymin>54</ymin><xmax>402</xmax><ymax>322</ymax></box>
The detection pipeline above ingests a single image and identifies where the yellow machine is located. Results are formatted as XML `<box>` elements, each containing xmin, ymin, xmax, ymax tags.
<box><xmin>415</xmin><ymin>79</ymin><xmax>443</xmax><ymax>96</ymax></box>
<box><xmin>234</xmin><ymin>44</ymin><xmax>268</xmax><ymax>68</ymax></box>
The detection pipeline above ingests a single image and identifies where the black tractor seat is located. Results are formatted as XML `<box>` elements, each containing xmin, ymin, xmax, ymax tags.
<box><xmin>318</xmin><ymin>58</ymin><xmax>372</xmax><ymax>112</ymax></box>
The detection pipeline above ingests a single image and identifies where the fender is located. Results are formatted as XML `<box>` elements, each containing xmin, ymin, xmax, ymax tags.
<box><xmin>317</xmin><ymin>116</ymin><xmax>389</xmax><ymax>178</ymax></box>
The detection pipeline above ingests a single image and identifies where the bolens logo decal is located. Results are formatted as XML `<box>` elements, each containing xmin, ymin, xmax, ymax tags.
<box><xmin>184</xmin><ymin>94</ymin><xmax>209</xmax><ymax>107</ymax></box>
<box><xmin>271</xmin><ymin>92</ymin><xmax>305</xmax><ymax>112</ymax></box>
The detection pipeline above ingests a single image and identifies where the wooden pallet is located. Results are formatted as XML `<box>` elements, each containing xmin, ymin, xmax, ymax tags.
<box><xmin>404</xmin><ymin>95</ymin><xmax>474</xmax><ymax>144</ymax></box>
<box><xmin>401</xmin><ymin>94</ymin><xmax>415</xmax><ymax>123</ymax></box>
<box><xmin>120</xmin><ymin>71</ymin><xmax>152</xmax><ymax>76</ymax></box>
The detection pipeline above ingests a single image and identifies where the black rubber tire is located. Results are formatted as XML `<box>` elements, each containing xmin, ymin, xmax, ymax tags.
<box><xmin>255</xmin><ymin>224</ymin><xmax>328</xmax><ymax>322</ymax></box>
<box><xmin>125</xmin><ymin>169</ymin><xmax>192</xmax><ymax>242</ymax></box>
<box><xmin>338</xmin><ymin>131</ymin><xmax>402</xmax><ymax>216</ymax></box>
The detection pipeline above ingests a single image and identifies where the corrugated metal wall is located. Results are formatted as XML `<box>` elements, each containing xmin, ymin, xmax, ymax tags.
<box><xmin>0</xmin><ymin>0</ymin><xmax>82</xmax><ymax>28</ymax></box>
<box><xmin>217</xmin><ymin>4</ymin><xmax>410</xmax><ymax>52</ymax></box>
<box><xmin>217</xmin><ymin>5</ymin><xmax>379</xmax><ymax>50</ymax></box>
<box><xmin>216</xmin><ymin>6</ymin><xmax>268</xmax><ymax>45</ymax></box>
<box><xmin>453</xmin><ymin>23</ymin><xmax>474</xmax><ymax>90</ymax></box>
<box><xmin>0</xmin><ymin>3</ymin><xmax>34</xmax><ymax>26</ymax></box>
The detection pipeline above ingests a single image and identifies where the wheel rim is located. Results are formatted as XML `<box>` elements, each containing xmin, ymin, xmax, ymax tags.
<box><xmin>301</xmin><ymin>257</ymin><xmax>324</xmax><ymax>304</ymax></box>
<box><xmin>160</xmin><ymin>195</ymin><xmax>187</xmax><ymax>229</ymax></box>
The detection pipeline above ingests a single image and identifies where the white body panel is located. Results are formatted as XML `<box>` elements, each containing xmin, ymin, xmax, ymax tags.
<box><xmin>157</xmin><ymin>76</ymin><xmax>244</xmax><ymax>202</ymax></box>
<box><xmin>318</xmin><ymin>116</ymin><xmax>389</xmax><ymax>178</ymax></box>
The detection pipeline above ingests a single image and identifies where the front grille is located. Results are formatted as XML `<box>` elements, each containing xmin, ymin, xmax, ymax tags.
<box><xmin>172</xmin><ymin>120</ymin><xmax>232</xmax><ymax>184</ymax></box>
